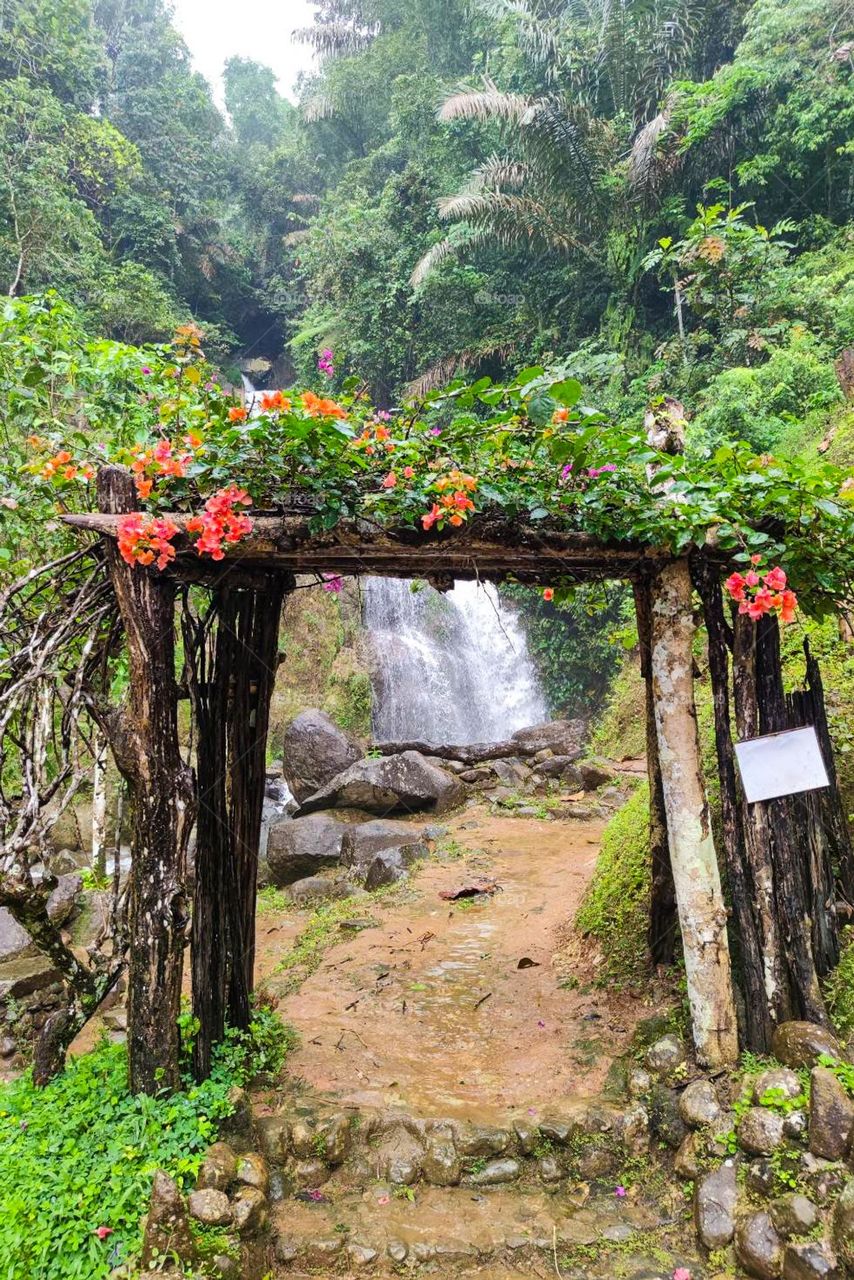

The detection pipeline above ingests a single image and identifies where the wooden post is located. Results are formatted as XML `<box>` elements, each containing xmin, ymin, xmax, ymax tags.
<box><xmin>184</xmin><ymin>573</ymin><xmax>289</xmax><ymax>1079</ymax></box>
<box><xmin>97</xmin><ymin>467</ymin><xmax>195</xmax><ymax>1094</ymax></box>
<box><xmin>649</xmin><ymin>559</ymin><xmax>738</xmax><ymax>1067</ymax></box>
<box><xmin>633</xmin><ymin>576</ymin><xmax>676</xmax><ymax>966</ymax></box>
<box><xmin>695</xmin><ymin>558</ymin><xmax>775</xmax><ymax>1051</ymax></box>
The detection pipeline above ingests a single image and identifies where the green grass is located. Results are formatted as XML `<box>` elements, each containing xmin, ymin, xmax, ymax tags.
<box><xmin>574</xmin><ymin>782</ymin><xmax>651</xmax><ymax>986</ymax></box>
<box><xmin>0</xmin><ymin>1009</ymin><xmax>291</xmax><ymax>1280</ymax></box>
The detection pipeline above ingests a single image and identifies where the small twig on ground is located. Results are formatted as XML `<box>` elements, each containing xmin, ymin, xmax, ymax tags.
<box><xmin>474</xmin><ymin>991</ymin><xmax>492</xmax><ymax>1009</ymax></box>
<box><xmin>552</xmin><ymin>1226</ymin><xmax>564</xmax><ymax>1279</ymax></box>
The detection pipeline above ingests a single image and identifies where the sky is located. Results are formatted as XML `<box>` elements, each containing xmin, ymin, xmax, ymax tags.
<box><xmin>170</xmin><ymin>0</ymin><xmax>319</xmax><ymax>105</ymax></box>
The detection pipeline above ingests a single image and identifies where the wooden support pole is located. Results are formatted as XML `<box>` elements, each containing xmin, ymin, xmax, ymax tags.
<box><xmin>649</xmin><ymin>559</ymin><xmax>738</xmax><ymax>1067</ymax></box>
<box><xmin>695</xmin><ymin>558</ymin><xmax>774</xmax><ymax>1051</ymax></box>
<box><xmin>97</xmin><ymin>467</ymin><xmax>195</xmax><ymax>1094</ymax></box>
<box><xmin>633</xmin><ymin>576</ymin><xmax>676</xmax><ymax>967</ymax></box>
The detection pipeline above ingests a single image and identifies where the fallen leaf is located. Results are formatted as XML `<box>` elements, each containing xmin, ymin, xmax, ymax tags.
<box><xmin>517</xmin><ymin>957</ymin><xmax>540</xmax><ymax>969</ymax></box>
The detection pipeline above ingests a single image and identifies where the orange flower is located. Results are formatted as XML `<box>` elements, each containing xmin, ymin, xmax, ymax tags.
<box><xmin>55</xmin><ymin>451</ymin><xmax>72</xmax><ymax>465</ymax></box>
<box><xmin>228</xmin><ymin>406</ymin><xmax>248</xmax><ymax>423</ymax></box>
<box><xmin>63</xmin><ymin>465</ymin><xmax>77</xmax><ymax>480</ymax></box>
<box><xmin>302</xmin><ymin>391</ymin><xmax>347</xmax><ymax>419</ymax></box>
<box><xmin>259</xmin><ymin>390</ymin><xmax>291</xmax><ymax>413</ymax></box>
<box><xmin>403</xmin><ymin>466</ymin><xmax>414</xmax><ymax>480</ymax></box>
<box><xmin>552</xmin><ymin>407</ymin><xmax>569</xmax><ymax>424</ymax></box>
<box><xmin>543</xmin><ymin>588</ymin><xmax>554</xmax><ymax>602</ymax></box>
<box><xmin>185</xmin><ymin>429</ymin><xmax>204</xmax><ymax>449</ymax></box>
<box><xmin>135</xmin><ymin>476</ymin><xmax>153</xmax><ymax>499</ymax></box>
<box><xmin>382</xmin><ymin>472</ymin><xmax>397</xmax><ymax>489</ymax></box>
<box><xmin>421</xmin><ymin>503</ymin><xmax>441</xmax><ymax>531</ymax></box>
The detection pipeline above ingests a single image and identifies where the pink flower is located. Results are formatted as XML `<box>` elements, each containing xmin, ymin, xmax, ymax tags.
<box><xmin>745</xmin><ymin>570</ymin><xmax>760</xmax><ymax>587</ymax></box>
<box><xmin>588</xmin><ymin>463</ymin><xmax>617</xmax><ymax>478</ymax></box>
<box><xmin>673</xmin><ymin>1269</ymin><xmax>692</xmax><ymax>1280</ymax></box>
<box><xmin>429</xmin><ymin>426</ymin><xmax>442</xmax><ymax>436</ymax></box>
<box><xmin>537</xmin><ymin>1019</ymin><xmax>545</xmax><ymax>1028</ymax></box>
<box><xmin>322</xmin><ymin>574</ymin><xmax>343</xmax><ymax>593</ymax></box>
<box><xmin>141</xmin><ymin>366</ymin><xmax>152</xmax><ymax>375</ymax></box>
<box><xmin>93</xmin><ymin>1227</ymin><xmax>114</xmax><ymax>1240</ymax></box>
<box><xmin>614</xmin><ymin>1185</ymin><xmax>627</xmax><ymax>1198</ymax></box>
<box><xmin>377</xmin><ymin>1194</ymin><xmax>390</xmax><ymax>1205</ymax></box>
<box><xmin>307</xmin><ymin>1188</ymin><xmax>325</xmax><ymax>1202</ymax></box>
<box><xmin>382</xmin><ymin>472</ymin><xmax>397</xmax><ymax>489</ymax></box>
<box><xmin>764</xmin><ymin>566</ymin><xmax>787</xmax><ymax>591</ymax></box>
<box><xmin>560</xmin><ymin>462</ymin><xmax>574</xmax><ymax>481</ymax></box>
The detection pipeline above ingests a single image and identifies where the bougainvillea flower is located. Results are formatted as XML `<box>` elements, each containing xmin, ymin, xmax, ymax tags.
<box><xmin>322</xmin><ymin>575</ymin><xmax>343</xmax><ymax>593</ymax></box>
<box><xmin>745</xmin><ymin>569</ymin><xmax>760</xmax><ymax>587</ymax></box>
<box><xmin>259</xmin><ymin>390</ymin><xmax>291</xmax><ymax>413</ymax></box>
<box><xmin>552</xmin><ymin>406</ymin><xmax>570</xmax><ymax>423</ymax></box>
<box><xmin>421</xmin><ymin>503</ymin><xmax>441</xmax><ymax>530</ymax></box>
<box><xmin>228</xmin><ymin>406</ymin><xmax>248</xmax><ymax>423</ymax></box>
<box><xmin>403</xmin><ymin>466</ymin><xmax>414</xmax><ymax>480</ymax></box>
<box><xmin>614</xmin><ymin>1185</ymin><xmax>627</xmax><ymax>1198</ymax></box>
<box><xmin>117</xmin><ymin>514</ymin><xmax>179</xmax><ymax>571</ymax></box>
<box><xmin>764</xmin><ymin>566</ymin><xmax>787</xmax><ymax>591</ymax></box>
<box><xmin>724</xmin><ymin>572</ymin><xmax>746</xmax><ymax>602</ymax></box>
<box><xmin>542</xmin><ymin>588</ymin><xmax>554</xmax><ymax>602</ymax></box>
<box><xmin>780</xmin><ymin>590</ymin><xmax>798</xmax><ymax>623</ymax></box>
<box><xmin>302</xmin><ymin>391</ymin><xmax>347</xmax><ymax>419</ymax></box>
<box><xmin>93</xmin><ymin>1227</ymin><xmax>114</xmax><ymax>1241</ymax></box>
<box><xmin>588</xmin><ymin>463</ymin><xmax>617</xmax><ymax>478</ymax></box>
<box><xmin>673</xmin><ymin>1269</ymin><xmax>692</xmax><ymax>1280</ymax></box>
<box><xmin>382</xmin><ymin>472</ymin><xmax>397</xmax><ymax>489</ymax></box>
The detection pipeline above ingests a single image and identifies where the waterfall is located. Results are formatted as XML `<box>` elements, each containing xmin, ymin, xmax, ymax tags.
<box><xmin>363</xmin><ymin>578</ymin><xmax>548</xmax><ymax>744</ymax></box>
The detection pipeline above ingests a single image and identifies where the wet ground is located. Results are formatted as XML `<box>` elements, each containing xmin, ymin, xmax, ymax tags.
<box><xmin>258</xmin><ymin>803</ymin><xmax>656</xmax><ymax>1118</ymax></box>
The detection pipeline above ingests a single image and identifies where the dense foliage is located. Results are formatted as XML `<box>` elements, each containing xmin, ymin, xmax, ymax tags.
<box><xmin>0</xmin><ymin>1009</ymin><xmax>291</xmax><ymax>1280</ymax></box>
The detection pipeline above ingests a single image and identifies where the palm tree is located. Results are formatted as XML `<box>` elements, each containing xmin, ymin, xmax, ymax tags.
<box><xmin>412</xmin><ymin>0</ymin><xmax>704</xmax><ymax>287</ymax></box>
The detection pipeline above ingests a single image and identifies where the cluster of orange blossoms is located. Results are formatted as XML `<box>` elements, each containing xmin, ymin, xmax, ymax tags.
<box><xmin>725</xmin><ymin>557</ymin><xmax>798</xmax><ymax>623</ymax></box>
<box><xmin>185</xmin><ymin>485</ymin><xmax>253</xmax><ymax>561</ymax></box>
<box><xmin>259</xmin><ymin>390</ymin><xmax>291</xmax><ymax>413</ymax></box>
<box><xmin>27</xmin><ymin>438</ymin><xmax>94</xmax><ymax>483</ymax></box>
<box><xmin>422</xmin><ymin>470</ymin><xmax>478</xmax><ymax>530</ymax></box>
<box><xmin>117</xmin><ymin>514</ymin><xmax>180</xmax><ymax>571</ymax></box>
<box><xmin>301</xmin><ymin>391</ymin><xmax>347</xmax><ymax>419</ymax></box>
<box><xmin>130</xmin><ymin>432</ymin><xmax>203</xmax><ymax>500</ymax></box>
<box><xmin>352</xmin><ymin>422</ymin><xmax>395</xmax><ymax>455</ymax></box>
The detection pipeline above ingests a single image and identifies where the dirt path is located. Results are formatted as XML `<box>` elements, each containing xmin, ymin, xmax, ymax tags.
<box><xmin>260</xmin><ymin>804</ymin><xmax>651</xmax><ymax>1120</ymax></box>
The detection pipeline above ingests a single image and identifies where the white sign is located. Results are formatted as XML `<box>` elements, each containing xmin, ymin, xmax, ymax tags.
<box><xmin>734</xmin><ymin>726</ymin><xmax>830</xmax><ymax>804</ymax></box>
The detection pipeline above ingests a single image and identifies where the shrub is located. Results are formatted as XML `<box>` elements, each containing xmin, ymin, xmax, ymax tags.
<box><xmin>575</xmin><ymin>783</ymin><xmax>651</xmax><ymax>985</ymax></box>
<box><xmin>0</xmin><ymin>1009</ymin><xmax>291</xmax><ymax>1280</ymax></box>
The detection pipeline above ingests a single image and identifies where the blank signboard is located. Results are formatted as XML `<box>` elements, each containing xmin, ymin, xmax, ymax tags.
<box><xmin>734</xmin><ymin>726</ymin><xmax>830</xmax><ymax>804</ymax></box>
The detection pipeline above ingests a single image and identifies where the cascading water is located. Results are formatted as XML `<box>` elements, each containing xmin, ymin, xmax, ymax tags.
<box><xmin>363</xmin><ymin>577</ymin><xmax>548</xmax><ymax>744</ymax></box>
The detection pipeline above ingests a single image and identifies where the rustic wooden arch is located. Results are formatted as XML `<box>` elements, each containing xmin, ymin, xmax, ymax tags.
<box><xmin>66</xmin><ymin>467</ymin><xmax>851</xmax><ymax>1092</ymax></box>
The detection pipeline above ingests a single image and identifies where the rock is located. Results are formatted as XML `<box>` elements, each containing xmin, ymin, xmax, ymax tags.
<box><xmin>298</xmin><ymin>751</ymin><xmax>464</xmax><ymax>817</ymax></box>
<box><xmin>0</xmin><ymin>908</ymin><xmax>35</xmax><ymax>964</ymax></box>
<box><xmin>783</xmin><ymin>1242</ymin><xmax>843</xmax><ymax>1280</ymax></box>
<box><xmin>738</xmin><ymin>1107</ymin><xmax>785</xmax><ymax>1155</ymax></box>
<box><xmin>196</xmin><ymin>1142</ymin><xmax>238</xmax><ymax>1192</ymax></box>
<box><xmin>754</xmin><ymin>1068</ymin><xmax>804</xmax><ymax>1104</ymax></box>
<box><xmin>341</xmin><ymin>818</ymin><xmax>428</xmax><ymax>872</ymax></box>
<box><xmin>578</xmin><ymin>1142</ymin><xmax>619</xmax><ymax>1178</ymax></box>
<box><xmin>464</xmin><ymin>1157</ymin><xmax>520</xmax><ymax>1186</ymax></box>
<box><xmin>537</xmin><ymin>1155</ymin><xmax>563</xmax><ymax>1182</ymax></box>
<box><xmin>618</xmin><ymin>1102</ymin><xmax>650</xmax><ymax>1154</ymax></box>
<box><xmin>422</xmin><ymin>1134</ymin><xmax>462</xmax><ymax>1186</ymax></box>
<box><xmin>809</xmin><ymin>1067</ymin><xmax>854</xmax><ymax>1160</ymax></box>
<box><xmin>187</xmin><ymin>1188</ymin><xmax>232</xmax><ymax>1226</ymax></box>
<box><xmin>679</xmin><ymin>1079</ymin><xmax>721</xmax><ymax>1128</ymax></box>
<box><xmin>266</xmin><ymin>813</ymin><xmax>351</xmax><ymax>885</ymax></box>
<box><xmin>674</xmin><ymin>1132</ymin><xmax>702</xmax><ymax>1179</ymax></box>
<box><xmin>747</xmin><ymin>1159</ymin><xmax>778</xmax><ymax>1197</ymax></box>
<box><xmin>347</xmin><ymin>1243</ymin><xmax>379</xmax><ymax>1268</ymax></box>
<box><xmin>376</xmin><ymin>1126</ymin><xmax>424</xmax><ymax>1185</ymax></box>
<box><xmin>457</xmin><ymin>1124</ymin><xmax>511</xmax><ymax>1157</ymax></box>
<box><xmin>490</xmin><ymin>758</ymin><xmax>532</xmax><ymax>787</ymax></box>
<box><xmin>461</xmin><ymin>767</ymin><xmax>492</xmax><ymax>783</ymax></box>
<box><xmin>772</xmin><ymin>1021</ymin><xmax>842</xmax><ymax>1069</ymax></box>
<box><xmin>578</xmin><ymin>758</ymin><xmax>616</xmax><ymax>790</ymax></box>
<box><xmin>735</xmin><ymin>1210</ymin><xmax>784</xmax><ymax>1280</ymax></box>
<box><xmin>694</xmin><ymin>1162</ymin><xmax>738</xmax><ymax>1250</ymax></box>
<box><xmin>235</xmin><ymin>1153</ymin><xmax>270</xmax><ymax>1196</ymax></box>
<box><xmin>282</xmin><ymin>709</ymin><xmax>362</xmax><ymax>803</ymax></box>
<box><xmin>255</xmin><ymin>1116</ymin><xmax>289</xmax><ymax>1164</ymax></box>
<box><xmin>211</xmin><ymin>1254</ymin><xmax>240</xmax><ymax>1278</ymax></box>
<box><xmin>0</xmin><ymin>1037</ymin><xmax>16</xmax><ymax>1058</ymax></box>
<box><xmin>628</xmin><ymin>1067</ymin><xmax>652</xmax><ymax>1098</ymax></box>
<box><xmin>219</xmin><ymin>1086</ymin><xmax>254</xmax><ymax>1146</ymax></box>
<box><xmin>316</xmin><ymin>1113</ymin><xmax>352</xmax><ymax>1166</ymax></box>
<box><xmin>286</xmin><ymin>1157</ymin><xmax>330</xmax><ymax>1188</ymax></box>
<box><xmin>274</xmin><ymin>1238</ymin><xmax>299</xmax><ymax>1263</ymax></box>
<box><xmin>511</xmin><ymin>719</ymin><xmax>586</xmax><ymax>756</ymax></box>
<box><xmin>649</xmin><ymin>1084</ymin><xmax>687</xmax><ymax>1149</ymax></box>
<box><xmin>645</xmin><ymin>1035</ymin><xmax>686</xmax><ymax>1079</ymax></box>
<box><xmin>46</xmin><ymin>873</ymin><xmax>82</xmax><ymax>925</ymax></box>
<box><xmin>784</xmin><ymin>1111</ymin><xmax>808</xmax><ymax>1140</ymax></box>
<box><xmin>769</xmin><ymin>1194</ymin><xmax>818</xmax><ymax>1238</ymax></box>
<box><xmin>286</xmin><ymin>875</ymin><xmax>356</xmax><ymax>905</ymax></box>
<box><xmin>364</xmin><ymin>842</ymin><xmax>428</xmax><ymax>890</ymax></box>
<box><xmin>801</xmin><ymin>1154</ymin><xmax>847</xmax><ymax>1205</ymax></box>
<box><xmin>535</xmin><ymin>755</ymin><xmax>584</xmax><ymax>787</ymax></box>
<box><xmin>833</xmin><ymin>1178</ymin><xmax>854</xmax><ymax>1271</ymax></box>
<box><xmin>231</xmin><ymin>1186</ymin><xmax>268</xmax><ymax>1234</ymax></box>
<box><xmin>140</xmin><ymin>1170</ymin><xmax>196</xmax><ymax>1269</ymax></box>
<box><xmin>387</xmin><ymin>1240</ymin><xmax>408</xmax><ymax>1263</ymax></box>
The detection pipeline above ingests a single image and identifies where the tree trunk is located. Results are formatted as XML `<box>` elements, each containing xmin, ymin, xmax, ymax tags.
<box><xmin>695</xmin><ymin>559</ymin><xmax>773</xmax><ymax>1051</ymax></box>
<box><xmin>649</xmin><ymin>559</ymin><xmax>738</xmax><ymax>1067</ymax></box>
<box><xmin>184</xmin><ymin>575</ymin><xmax>289</xmax><ymax>1078</ymax></box>
<box><xmin>633</xmin><ymin>577</ymin><xmax>676</xmax><ymax>966</ymax></box>
<box><xmin>97</xmin><ymin>466</ymin><xmax>195</xmax><ymax>1094</ymax></box>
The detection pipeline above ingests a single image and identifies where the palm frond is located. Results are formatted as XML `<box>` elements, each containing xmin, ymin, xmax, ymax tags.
<box><xmin>302</xmin><ymin>92</ymin><xmax>336</xmax><ymax>123</ymax></box>
<box><xmin>626</xmin><ymin>107</ymin><xmax>672</xmax><ymax>197</ymax></box>
<box><xmin>410</xmin><ymin>236</ymin><xmax>459</xmax><ymax>288</ymax></box>
<box><xmin>292</xmin><ymin>21</ymin><xmax>377</xmax><ymax>58</ymax></box>
<box><xmin>471</xmin><ymin>153</ymin><xmax>535</xmax><ymax>191</ymax></box>
<box><xmin>437</xmin><ymin>190</ymin><xmax>587</xmax><ymax>257</ymax></box>
<box><xmin>439</xmin><ymin>82</ymin><xmax>533</xmax><ymax>125</ymax></box>
<box><xmin>406</xmin><ymin>340</ymin><xmax>519</xmax><ymax>400</ymax></box>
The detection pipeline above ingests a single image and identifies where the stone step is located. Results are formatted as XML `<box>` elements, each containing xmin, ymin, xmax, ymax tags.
<box><xmin>268</xmin><ymin>1182</ymin><xmax>702</xmax><ymax>1278</ymax></box>
<box><xmin>251</xmin><ymin>1092</ymin><xmax>650</xmax><ymax>1196</ymax></box>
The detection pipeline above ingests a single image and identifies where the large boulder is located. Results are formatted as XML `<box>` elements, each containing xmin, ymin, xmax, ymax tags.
<box><xmin>282</xmin><ymin>709</ymin><xmax>362</xmax><ymax>803</ymax></box>
<box><xmin>46</xmin><ymin>873</ymin><xmax>82</xmax><ymax>926</ymax></box>
<box><xmin>511</xmin><ymin>719</ymin><xmax>586</xmax><ymax>757</ymax></box>
<box><xmin>833</xmin><ymin>1179</ymin><xmax>854</xmax><ymax>1273</ymax></box>
<box><xmin>296</xmin><ymin>751</ymin><xmax>464</xmax><ymax>817</ymax></box>
<box><xmin>266</xmin><ymin>814</ymin><xmax>352</xmax><ymax>885</ymax></box>
<box><xmin>735</xmin><ymin>1210</ymin><xmax>784</xmax><ymax>1280</ymax></box>
<box><xmin>809</xmin><ymin>1066</ymin><xmax>854</xmax><ymax>1160</ymax></box>
<box><xmin>364</xmin><ymin>843</ymin><xmax>428</xmax><ymax>891</ymax></box>
<box><xmin>341</xmin><ymin>818</ymin><xmax>429</xmax><ymax>874</ymax></box>
<box><xmin>140</xmin><ymin>1170</ymin><xmax>195</xmax><ymax>1269</ymax></box>
<box><xmin>0</xmin><ymin>908</ymin><xmax>35</xmax><ymax>964</ymax></box>
<box><xmin>771</xmin><ymin>1022</ymin><xmax>842</xmax><ymax>1069</ymax></box>
<box><xmin>694</xmin><ymin>1162</ymin><xmax>738</xmax><ymax>1250</ymax></box>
